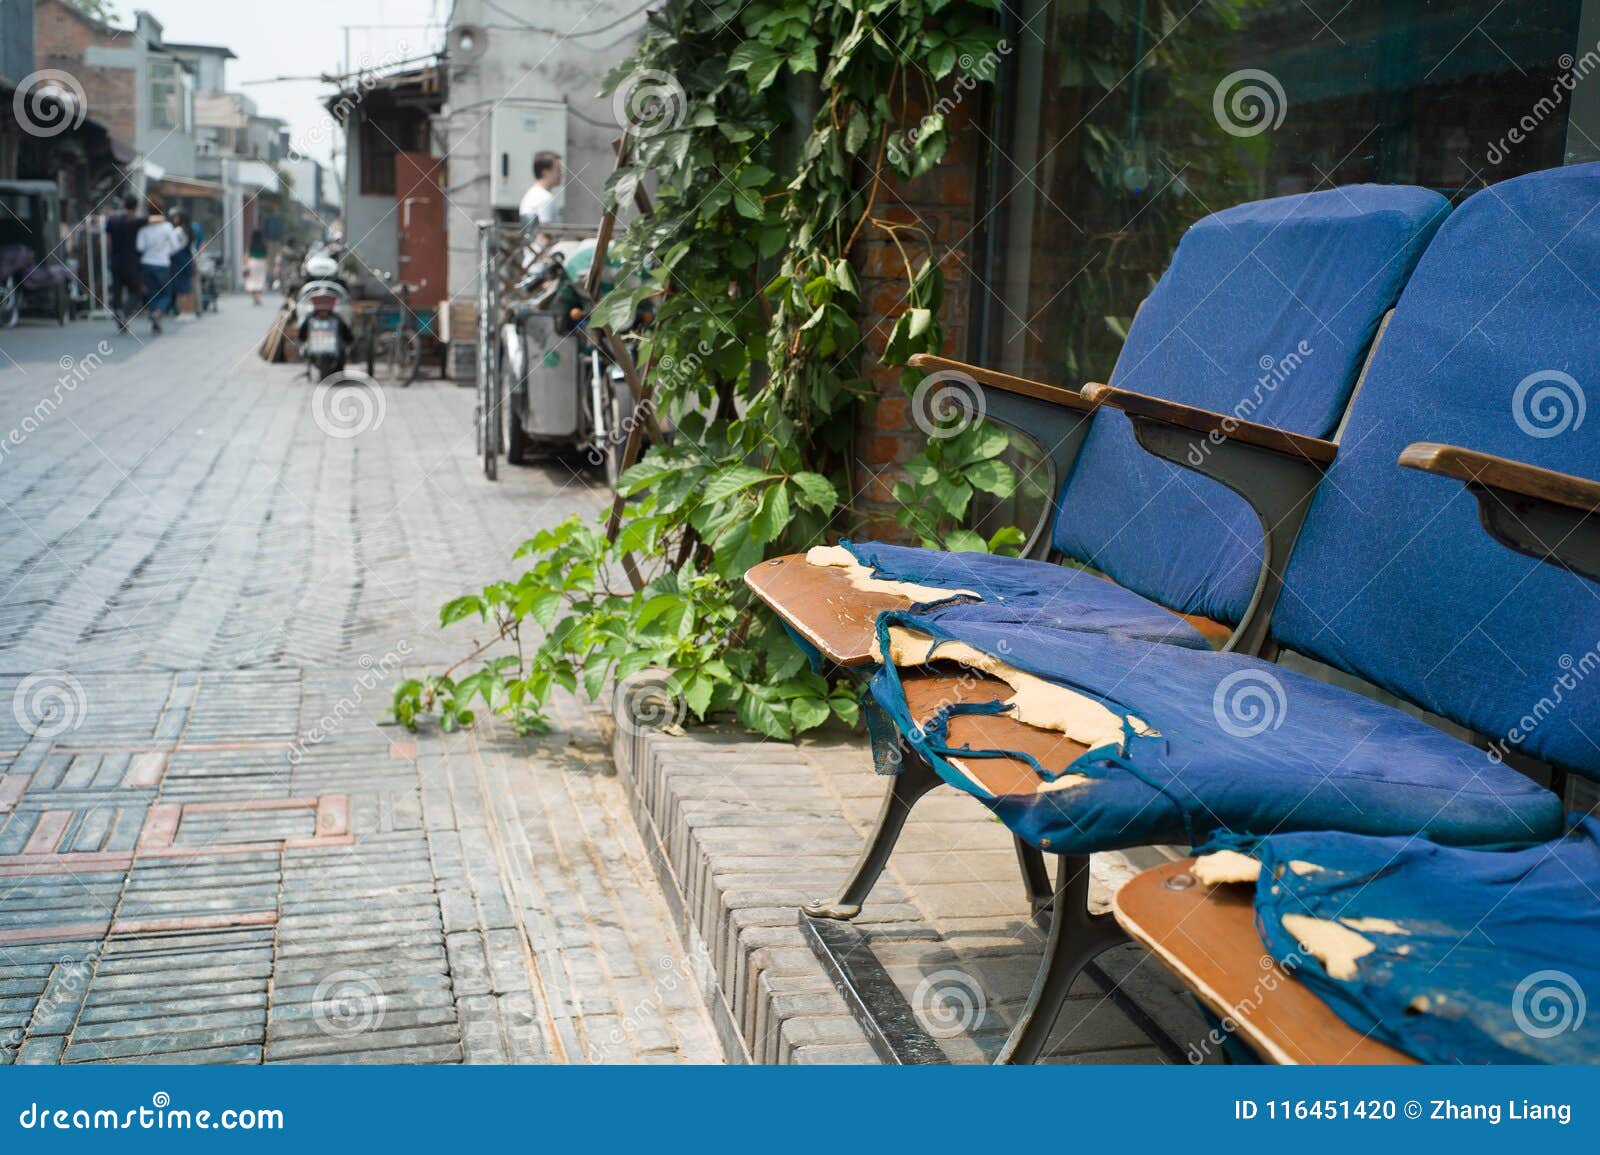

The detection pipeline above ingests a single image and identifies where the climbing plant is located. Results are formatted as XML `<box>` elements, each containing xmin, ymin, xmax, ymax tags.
<box><xmin>393</xmin><ymin>0</ymin><xmax>1010</xmax><ymax>740</ymax></box>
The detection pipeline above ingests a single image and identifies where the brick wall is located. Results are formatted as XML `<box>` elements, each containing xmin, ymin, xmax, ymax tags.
<box><xmin>849</xmin><ymin>98</ymin><xmax>985</xmax><ymax>540</ymax></box>
<box><xmin>34</xmin><ymin>0</ymin><xmax>137</xmax><ymax>147</ymax></box>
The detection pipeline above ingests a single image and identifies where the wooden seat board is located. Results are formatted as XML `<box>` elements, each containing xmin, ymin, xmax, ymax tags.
<box><xmin>1114</xmin><ymin>858</ymin><xmax>1415</xmax><ymax>1065</ymax></box>
<box><xmin>900</xmin><ymin>667</ymin><xmax>1088</xmax><ymax>797</ymax></box>
<box><xmin>745</xmin><ymin>553</ymin><xmax>1232</xmax><ymax>666</ymax></box>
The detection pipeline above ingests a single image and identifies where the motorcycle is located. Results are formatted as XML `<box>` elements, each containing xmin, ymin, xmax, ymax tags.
<box><xmin>496</xmin><ymin>231</ymin><xmax>651</xmax><ymax>484</ymax></box>
<box><xmin>293</xmin><ymin>251</ymin><xmax>355</xmax><ymax>381</ymax></box>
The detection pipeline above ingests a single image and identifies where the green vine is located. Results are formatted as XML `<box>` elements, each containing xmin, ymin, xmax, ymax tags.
<box><xmin>394</xmin><ymin>0</ymin><xmax>1009</xmax><ymax>740</ymax></box>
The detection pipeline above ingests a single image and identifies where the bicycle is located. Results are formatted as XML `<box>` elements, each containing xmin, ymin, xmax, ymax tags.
<box><xmin>367</xmin><ymin>275</ymin><xmax>424</xmax><ymax>387</ymax></box>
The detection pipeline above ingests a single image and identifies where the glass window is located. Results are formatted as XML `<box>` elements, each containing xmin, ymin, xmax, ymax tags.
<box><xmin>983</xmin><ymin>0</ymin><xmax>1593</xmax><ymax>382</ymax></box>
<box><xmin>149</xmin><ymin>59</ymin><xmax>182</xmax><ymax>131</ymax></box>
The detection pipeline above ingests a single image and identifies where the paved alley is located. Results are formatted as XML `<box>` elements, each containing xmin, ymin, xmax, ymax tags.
<box><xmin>0</xmin><ymin>301</ymin><xmax>722</xmax><ymax>1063</ymax></box>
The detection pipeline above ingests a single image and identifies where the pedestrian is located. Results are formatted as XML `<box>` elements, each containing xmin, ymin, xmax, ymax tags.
<box><xmin>518</xmin><ymin>150</ymin><xmax>563</xmax><ymax>250</ymax></box>
<box><xmin>169</xmin><ymin>210</ymin><xmax>196</xmax><ymax>323</ymax></box>
<box><xmin>136</xmin><ymin>202</ymin><xmax>181</xmax><ymax>334</ymax></box>
<box><xmin>244</xmin><ymin>228</ymin><xmax>268</xmax><ymax>305</ymax></box>
<box><xmin>104</xmin><ymin>194</ymin><xmax>145</xmax><ymax>334</ymax></box>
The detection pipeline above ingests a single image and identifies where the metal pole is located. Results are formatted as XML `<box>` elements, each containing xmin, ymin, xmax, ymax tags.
<box><xmin>477</xmin><ymin>221</ymin><xmax>499</xmax><ymax>480</ymax></box>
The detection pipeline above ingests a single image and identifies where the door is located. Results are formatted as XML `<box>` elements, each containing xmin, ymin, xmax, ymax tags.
<box><xmin>394</xmin><ymin>152</ymin><xmax>446</xmax><ymax>310</ymax></box>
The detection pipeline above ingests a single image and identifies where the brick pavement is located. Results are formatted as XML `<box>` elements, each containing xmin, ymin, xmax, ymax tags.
<box><xmin>0</xmin><ymin>302</ymin><xmax>721</xmax><ymax>1063</ymax></box>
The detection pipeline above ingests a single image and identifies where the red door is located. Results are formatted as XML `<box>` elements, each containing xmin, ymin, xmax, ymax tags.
<box><xmin>395</xmin><ymin>152</ymin><xmax>446</xmax><ymax>309</ymax></box>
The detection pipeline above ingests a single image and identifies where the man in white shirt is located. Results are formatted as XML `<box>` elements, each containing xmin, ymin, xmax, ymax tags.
<box><xmin>518</xmin><ymin>151</ymin><xmax>563</xmax><ymax>245</ymax></box>
<box><xmin>136</xmin><ymin>210</ymin><xmax>182</xmax><ymax>334</ymax></box>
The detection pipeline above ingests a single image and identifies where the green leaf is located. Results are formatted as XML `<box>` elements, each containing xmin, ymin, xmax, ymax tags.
<box><xmin>736</xmin><ymin>691</ymin><xmax>789</xmax><ymax>740</ymax></box>
<box><xmin>751</xmin><ymin>483</ymin><xmax>791</xmax><ymax>545</ymax></box>
<box><xmin>964</xmin><ymin>457</ymin><xmax>1017</xmax><ymax>498</ymax></box>
<box><xmin>789</xmin><ymin>696</ymin><xmax>831</xmax><ymax>734</ymax></box>
<box><xmin>440</xmin><ymin>595</ymin><xmax>485</xmax><ymax>627</ymax></box>
<box><xmin>789</xmin><ymin>471</ymin><xmax>838</xmax><ymax>511</ymax></box>
<box><xmin>702</xmin><ymin>464</ymin><xmax>770</xmax><ymax>504</ymax></box>
<box><xmin>942</xmin><ymin>528</ymin><xmax>988</xmax><ymax>553</ymax></box>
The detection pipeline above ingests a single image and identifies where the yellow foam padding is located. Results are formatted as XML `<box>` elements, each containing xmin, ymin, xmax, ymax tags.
<box><xmin>805</xmin><ymin>546</ymin><xmax>979</xmax><ymax>604</ymax></box>
<box><xmin>1192</xmin><ymin>852</ymin><xmax>1324</xmax><ymax>886</ymax></box>
<box><xmin>1192</xmin><ymin>849</ymin><xmax>1263</xmax><ymax>885</ymax></box>
<box><xmin>1281</xmin><ymin>914</ymin><xmax>1408</xmax><ymax>981</ymax></box>
<box><xmin>880</xmin><ymin>625</ymin><xmax>1151</xmax><ymax>795</ymax></box>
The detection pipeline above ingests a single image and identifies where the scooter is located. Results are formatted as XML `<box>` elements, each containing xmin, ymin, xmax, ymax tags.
<box><xmin>496</xmin><ymin>233</ymin><xmax>651</xmax><ymax>484</ymax></box>
<box><xmin>293</xmin><ymin>252</ymin><xmax>355</xmax><ymax>381</ymax></box>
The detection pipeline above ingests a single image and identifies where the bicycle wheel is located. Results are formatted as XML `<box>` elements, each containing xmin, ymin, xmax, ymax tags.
<box><xmin>374</xmin><ymin>331</ymin><xmax>422</xmax><ymax>386</ymax></box>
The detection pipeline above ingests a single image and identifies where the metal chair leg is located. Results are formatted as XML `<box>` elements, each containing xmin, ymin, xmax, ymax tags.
<box><xmin>802</xmin><ymin>751</ymin><xmax>943</xmax><ymax>921</ymax></box>
<box><xmin>995</xmin><ymin>854</ymin><xmax>1128</xmax><ymax>1065</ymax></box>
<box><xmin>1013</xmin><ymin>836</ymin><xmax>1055</xmax><ymax>924</ymax></box>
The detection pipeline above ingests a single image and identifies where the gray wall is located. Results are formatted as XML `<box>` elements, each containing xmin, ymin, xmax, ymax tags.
<box><xmin>441</xmin><ymin>0</ymin><xmax>648</xmax><ymax>301</ymax></box>
<box><xmin>341</xmin><ymin>120</ymin><xmax>399</xmax><ymax>280</ymax></box>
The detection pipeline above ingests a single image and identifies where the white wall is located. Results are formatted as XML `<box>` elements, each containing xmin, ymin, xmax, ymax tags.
<box><xmin>440</xmin><ymin>0</ymin><xmax>649</xmax><ymax>301</ymax></box>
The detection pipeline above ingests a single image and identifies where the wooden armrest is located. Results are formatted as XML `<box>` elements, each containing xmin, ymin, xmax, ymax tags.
<box><xmin>1114</xmin><ymin>859</ymin><xmax>1414</xmax><ymax>1065</ymax></box>
<box><xmin>1400</xmin><ymin>442</ymin><xmax>1600</xmax><ymax>514</ymax></box>
<box><xmin>1082</xmin><ymin>383</ymin><xmax>1338</xmax><ymax>466</ymax></box>
<box><xmin>907</xmin><ymin>353</ymin><xmax>1096</xmax><ymax>412</ymax></box>
<box><xmin>1400</xmin><ymin>442</ymin><xmax>1600</xmax><ymax>583</ymax></box>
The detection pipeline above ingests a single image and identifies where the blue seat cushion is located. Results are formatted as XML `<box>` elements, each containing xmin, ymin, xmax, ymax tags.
<box><xmin>1273</xmin><ymin>164</ymin><xmax>1600</xmax><ymax>778</ymax></box>
<box><xmin>1051</xmin><ymin>185</ymin><xmax>1449</xmax><ymax>625</ymax></box>
<box><xmin>1216</xmin><ymin>819</ymin><xmax>1600</xmax><ymax>1064</ymax></box>
<box><xmin>838</xmin><ymin>540</ymin><xmax>1210</xmax><ymax>648</ymax></box>
<box><xmin>867</xmin><ymin>608</ymin><xmax>1563</xmax><ymax>854</ymax></box>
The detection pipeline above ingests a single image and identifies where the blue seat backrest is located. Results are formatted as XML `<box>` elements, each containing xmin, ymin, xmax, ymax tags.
<box><xmin>1051</xmin><ymin>185</ymin><xmax>1450</xmax><ymax>625</ymax></box>
<box><xmin>1275</xmin><ymin>163</ymin><xmax>1600</xmax><ymax>777</ymax></box>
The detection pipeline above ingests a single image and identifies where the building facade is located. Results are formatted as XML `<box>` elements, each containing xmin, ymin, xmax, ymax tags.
<box><xmin>439</xmin><ymin>0</ymin><xmax>649</xmax><ymax>303</ymax></box>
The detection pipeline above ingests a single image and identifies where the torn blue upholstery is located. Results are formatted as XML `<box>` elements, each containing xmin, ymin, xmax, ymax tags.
<box><xmin>838</xmin><ymin>540</ymin><xmax>1209</xmax><ymax>648</ymax></box>
<box><xmin>868</xmin><ymin>605</ymin><xmax>1563</xmax><ymax>853</ymax></box>
<box><xmin>1272</xmin><ymin>163</ymin><xmax>1600</xmax><ymax>779</ymax></box>
<box><xmin>1051</xmin><ymin>184</ymin><xmax>1449</xmax><ymax>624</ymax></box>
<box><xmin>1219</xmin><ymin>821</ymin><xmax>1600</xmax><ymax>1064</ymax></box>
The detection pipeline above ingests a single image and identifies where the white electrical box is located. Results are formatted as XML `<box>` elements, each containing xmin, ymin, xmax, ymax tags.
<box><xmin>490</xmin><ymin>100</ymin><xmax>568</xmax><ymax>212</ymax></box>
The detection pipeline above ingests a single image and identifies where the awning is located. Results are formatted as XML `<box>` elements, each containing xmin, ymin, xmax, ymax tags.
<box><xmin>156</xmin><ymin>175</ymin><xmax>227</xmax><ymax>199</ymax></box>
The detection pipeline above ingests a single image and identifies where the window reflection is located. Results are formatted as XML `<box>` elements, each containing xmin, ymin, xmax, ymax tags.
<box><xmin>986</xmin><ymin>0</ymin><xmax>1589</xmax><ymax>383</ymax></box>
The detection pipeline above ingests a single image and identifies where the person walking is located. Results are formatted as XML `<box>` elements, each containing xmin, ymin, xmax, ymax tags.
<box><xmin>244</xmin><ymin>229</ymin><xmax>268</xmax><ymax>305</ymax></box>
<box><xmin>104</xmin><ymin>195</ymin><xmax>145</xmax><ymax>334</ymax></box>
<box><xmin>168</xmin><ymin>210</ymin><xmax>195</xmax><ymax>323</ymax></box>
<box><xmin>136</xmin><ymin>204</ymin><xmax>181</xmax><ymax>334</ymax></box>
